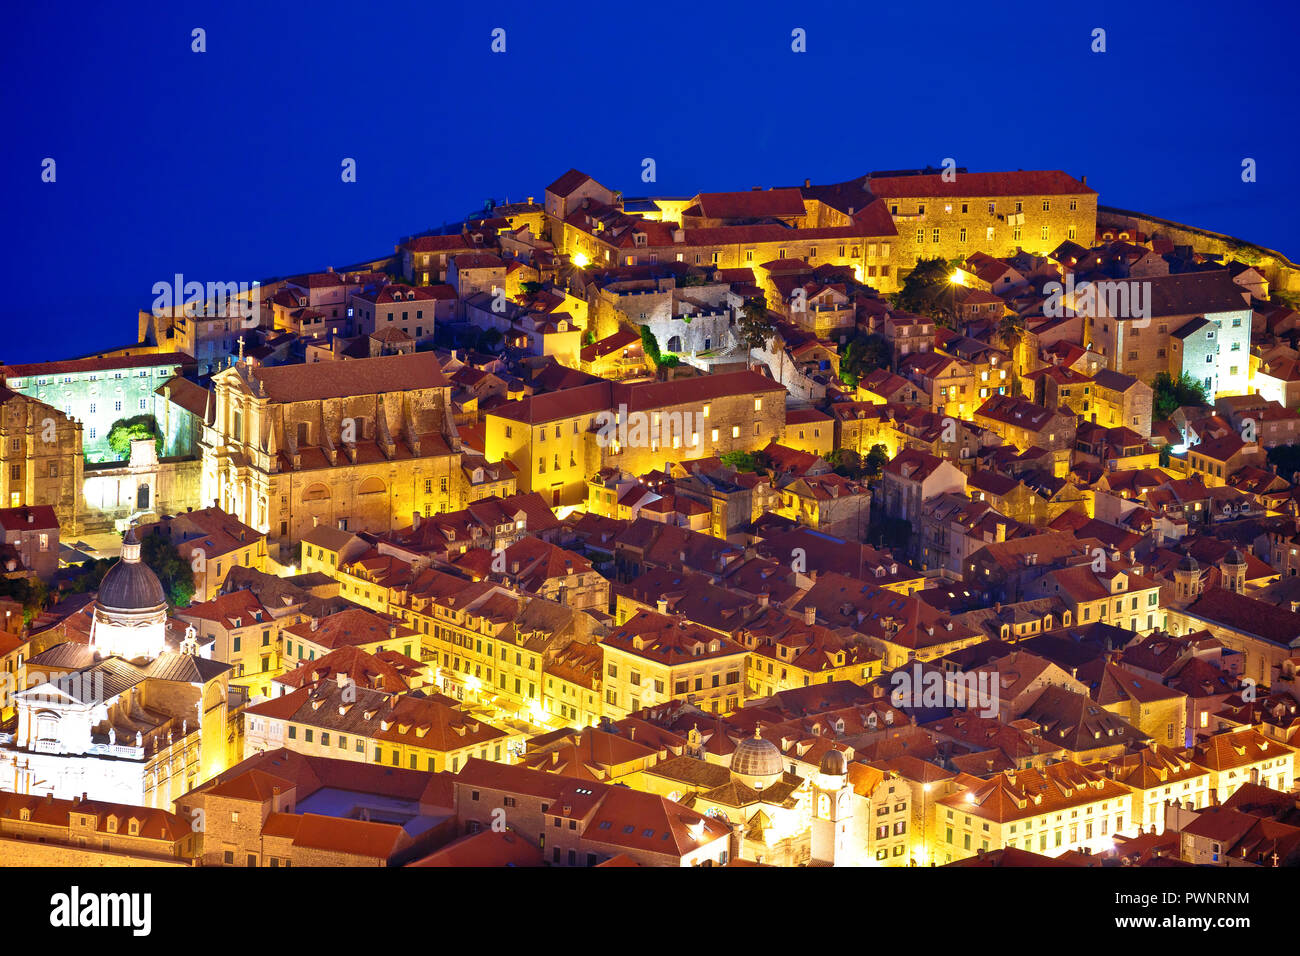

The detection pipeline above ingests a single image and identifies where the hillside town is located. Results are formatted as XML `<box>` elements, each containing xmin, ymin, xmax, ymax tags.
<box><xmin>3</xmin><ymin>164</ymin><xmax>1300</xmax><ymax>870</ymax></box>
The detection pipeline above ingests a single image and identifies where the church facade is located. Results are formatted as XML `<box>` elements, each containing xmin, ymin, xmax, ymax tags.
<box><xmin>199</xmin><ymin>352</ymin><xmax>464</xmax><ymax>563</ymax></box>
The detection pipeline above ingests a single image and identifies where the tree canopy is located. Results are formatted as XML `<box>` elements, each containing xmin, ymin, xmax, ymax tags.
<box><xmin>721</xmin><ymin>450</ymin><xmax>768</xmax><ymax>473</ymax></box>
<box><xmin>1152</xmin><ymin>372</ymin><xmax>1209</xmax><ymax>421</ymax></box>
<box><xmin>106</xmin><ymin>414</ymin><xmax>164</xmax><ymax>459</ymax></box>
<box><xmin>890</xmin><ymin>257</ymin><xmax>957</xmax><ymax>324</ymax></box>
<box><xmin>1267</xmin><ymin>443</ymin><xmax>1300</xmax><ymax>483</ymax></box>
<box><xmin>838</xmin><ymin>334</ymin><xmax>893</xmax><ymax>386</ymax></box>
<box><xmin>67</xmin><ymin>529</ymin><xmax>196</xmax><ymax>608</ymax></box>
<box><xmin>737</xmin><ymin>298</ymin><xmax>776</xmax><ymax>350</ymax></box>
<box><xmin>0</xmin><ymin>575</ymin><xmax>49</xmax><ymax>628</ymax></box>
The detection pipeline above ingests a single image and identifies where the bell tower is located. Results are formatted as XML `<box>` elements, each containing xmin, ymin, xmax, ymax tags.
<box><xmin>810</xmin><ymin>748</ymin><xmax>854</xmax><ymax>865</ymax></box>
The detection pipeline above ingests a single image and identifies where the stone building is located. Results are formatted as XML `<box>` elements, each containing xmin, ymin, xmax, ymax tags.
<box><xmin>1090</xmin><ymin>368</ymin><xmax>1154</xmax><ymax>437</ymax></box>
<box><xmin>2</xmin><ymin>353</ymin><xmax>193</xmax><ymax>463</ymax></box>
<box><xmin>485</xmin><ymin>370</ymin><xmax>787</xmax><ymax>508</ymax></box>
<box><xmin>0</xmin><ymin>504</ymin><xmax>59</xmax><ymax>579</ymax></box>
<box><xmin>973</xmin><ymin>395</ymin><xmax>1077</xmax><ymax>477</ymax></box>
<box><xmin>0</xmin><ymin>793</ymin><xmax>196</xmax><ymax>865</ymax></box>
<box><xmin>1082</xmin><ymin>271</ymin><xmax>1251</xmax><ymax>393</ymax></box>
<box><xmin>0</xmin><ymin>386</ymin><xmax>83</xmax><ymax>533</ymax></box>
<box><xmin>200</xmin><ymin>353</ymin><xmax>463</xmax><ymax>562</ymax></box>
<box><xmin>866</xmin><ymin>168</ymin><xmax>1097</xmax><ymax>266</ymax></box>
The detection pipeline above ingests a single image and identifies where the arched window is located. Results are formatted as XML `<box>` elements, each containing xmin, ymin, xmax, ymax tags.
<box><xmin>357</xmin><ymin>476</ymin><xmax>386</xmax><ymax>496</ymax></box>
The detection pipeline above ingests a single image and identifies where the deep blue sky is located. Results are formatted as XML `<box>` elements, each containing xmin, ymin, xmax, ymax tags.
<box><xmin>3</xmin><ymin>0</ymin><xmax>1298</xmax><ymax>363</ymax></box>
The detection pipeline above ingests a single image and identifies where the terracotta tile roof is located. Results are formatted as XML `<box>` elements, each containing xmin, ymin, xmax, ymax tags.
<box><xmin>0</xmin><ymin>505</ymin><xmax>58</xmax><ymax>532</ymax></box>
<box><xmin>282</xmin><ymin>607</ymin><xmax>417</xmax><ymax>650</ymax></box>
<box><xmin>251</xmin><ymin>351</ymin><xmax>448</xmax><ymax>403</ymax></box>
<box><xmin>1020</xmin><ymin>685</ymin><xmax>1148</xmax><ymax>753</ymax></box>
<box><xmin>0</xmin><ymin>793</ymin><xmax>189</xmax><ymax>842</ymax></box>
<box><xmin>262</xmin><ymin>811</ymin><xmax>409</xmax><ymax>859</ymax></box>
<box><xmin>1190</xmin><ymin>727</ymin><xmax>1295</xmax><ymax>772</ymax></box>
<box><xmin>408</xmin><ymin>829</ymin><xmax>543</xmax><ymax>867</ymax></box>
<box><xmin>178</xmin><ymin>590</ymin><xmax>272</xmax><ymax>631</ymax></box>
<box><xmin>694</xmin><ymin>188</ymin><xmax>807</xmax><ymax>220</ymax></box>
<box><xmin>1183</xmin><ymin>588</ymin><xmax>1300</xmax><ymax>647</ymax></box>
<box><xmin>939</xmin><ymin>761</ymin><xmax>1131</xmax><ymax>824</ymax></box>
<box><xmin>546</xmin><ymin>169</ymin><xmax>597</xmax><ymax>198</ymax></box>
<box><xmin>603</xmin><ymin>609</ymin><xmax>746</xmax><ymax>666</ymax></box>
<box><xmin>4</xmin><ymin>351</ymin><xmax>192</xmax><ymax>378</ymax></box>
<box><xmin>868</xmin><ymin>170</ymin><xmax>1093</xmax><ymax>199</ymax></box>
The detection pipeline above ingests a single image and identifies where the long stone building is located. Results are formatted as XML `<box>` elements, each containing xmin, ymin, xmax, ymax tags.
<box><xmin>200</xmin><ymin>353</ymin><xmax>462</xmax><ymax>562</ymax></box>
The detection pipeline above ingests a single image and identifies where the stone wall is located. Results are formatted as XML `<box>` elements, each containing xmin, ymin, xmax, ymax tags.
<box><xmin>1098</xmin><ymin>205</ymin><xmax>1300</xmax><ymax>295</ymax></box>
<box><xmin>0</xmin><ymin>836</ymin><xmax>191</xmax><ymax>866</ymax></box>
<box><xmin>82</xmin><ymin>453</ymin><xmax>203</xmax><ymax>533</ymax></box>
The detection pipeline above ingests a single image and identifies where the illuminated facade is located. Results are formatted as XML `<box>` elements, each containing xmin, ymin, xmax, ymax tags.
<box><xmin>199</xmin><ymin>352</ymin><xmax>463</xmax><ymax>562</ymax></box>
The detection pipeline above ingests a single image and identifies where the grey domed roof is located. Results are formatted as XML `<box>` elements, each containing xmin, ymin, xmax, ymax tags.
<box><xmin>1222</xmin><ymin>548</ymin><xmax>1246</xmax><ymax>567</ymax></box>
<box><xmin>819</xmin><ymin>749</ymin><xmax>847</xmax><ymax>776</ymax></box>
<box><xmin>1176</xmin><ymin>554</ymin><xmax>1199</xmax><ymax>574</ymax></box>
<box><xmin>731</xmin><ymin>729</ymin><xmax>783</xmax><ymax>778</ymax></box>
<box><xmin>98</xmin><ymin>527</ymin><xmax>167</xmax><ymax>612</ymax></box>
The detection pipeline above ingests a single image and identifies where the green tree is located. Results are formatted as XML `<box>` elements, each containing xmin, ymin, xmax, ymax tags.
<box><xmin>998</xmin><ymin>313</ymin><xmax>1025</xmax><ymax>353</ymax></box>
<box><xmin>639</xmin><ymin>325</ymin><xmax>662</xmax><ymax>365</ymax></box>
<box><xmin>839</xmin><ymin>334</ymin><xmax>893</xmax><ymax>386</ymax></box>
<box><xmin>106</xmin><ymin>415</ymin><xmax>163</xmax><ymax>459</ymax></box>
<box><xmin>68</xmin><ymin>557</ymin><xmax>115</xmax><ymax>594</ymax></box>
<box><xmin>139</xmin><ymin>529</ymin><xmax>196</xmax><ymax>607</ymax></box>
<box><xmin>1152</xmin><ymin>372</ymin><xmax>1209</xmax><ymax>421</ymax></box>
<box><xmin>737</xmin><ymin>298</ymin><xmax>776</xmax><ymax>350</ymax></box>
<box><xmin>0</xmin><ymin>575</ymin><xmax>49</xmax><ymax>628</ymax></box>
<box><xmin>1267</xmin><ymin>443</ymin><xmax>1300</xmax><ymax>483</ymax></box>
<box><xmin>890</xmin><ymin>257</ymin><xmax>956</xmax><ymax>324</ymax></box>
<box><xmin>826</xmin><ymin>448</ymin><xmax>865</xmax><ymax>479</ymax></box>
<box><xmin>721</xmin><ymin>450</ymin><xmax>768</xmax><ymax>473</ymax></box>
<box><xmin>863</xmin><ymin>444</ymin><xmax>890</xmax><ymax>479</ymax></box>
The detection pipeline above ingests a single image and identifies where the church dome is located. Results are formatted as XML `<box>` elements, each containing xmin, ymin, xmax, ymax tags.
<box><xmin>731</xmin><ymin>729</ymin><xmax>783</xmax><ymax>779</ymax></box>
<box><xmin>97</xmin><ymin>527</ymin><xmax>167</xmax><ymax>612</ymax></box>
<box><xmin>1175</xmin><ymin>554</ymin><xmax>1199</xmax><ymax>574</ymax></box>
<box><xmin>1222</xmin><ymin>548</ymin><xmax>1246</xmax><ymax>567</ymax></box>
<box><xmin>819</xmin><ymin>749</ymin><xmax>847</xmax><ymax>776</ymax></box>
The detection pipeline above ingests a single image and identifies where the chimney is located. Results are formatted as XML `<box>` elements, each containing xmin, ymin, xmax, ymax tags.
<box><xmin>995</xmin><ymin>522</ymin><xmax>1006</xmax><ymax>543</ymax></box>
<box><xmin>310</xmin><ymin>617</ymin><xmax>319</xmax><ymax>632</ymax></box>
<box><xmin>412</xmin><ymin>512</ymin><xmax>421</xmax><ymax>531</ymax></box>
<box><xmin>804</xmin><ymin>178</ymin><xmax>811</xmax><ymax>188</ymax></box>
<box><xmin>656</xmin><ymin>598</ymin><xmax>669</xmax><ymax>614</ymax></box>
<box><xmin>803</xmin><ymin>606</ymin><xmax>816</xmax><ymax>626</ymax></box>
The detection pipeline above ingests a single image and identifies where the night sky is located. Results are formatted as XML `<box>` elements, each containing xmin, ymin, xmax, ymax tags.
<box><xmin>3</xmin><ymin>0</ymin><xmax>1298</xmax><ymax>363</ymax></box>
